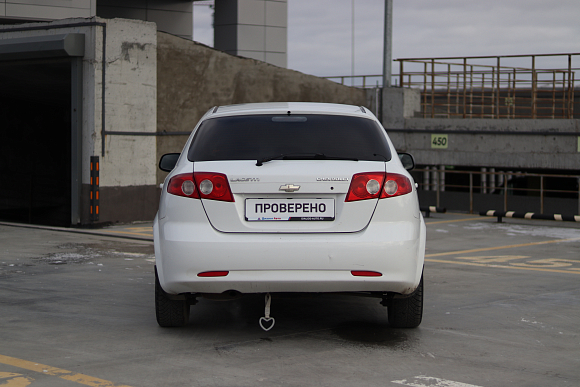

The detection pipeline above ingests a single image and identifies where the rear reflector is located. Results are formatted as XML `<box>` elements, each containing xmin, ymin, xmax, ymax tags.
<box><xmin>351</xmin><ymin>270</ymin><xmax>382</xmax><ymax>277</ymax></box>
<box><xmin>197</xmin><ymin>271</ymin><xmax>229</xmax><ymax>277</ymax></box>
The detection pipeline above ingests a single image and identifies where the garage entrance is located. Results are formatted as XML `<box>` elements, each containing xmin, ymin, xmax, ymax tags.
<box><xmin>0</xmin><ymin>33</ymin><xmax>84</xmax><ymax>227</ymax></box>
<box><xmin>0</xmin><ymin>59</ymin><xmax>71</xmax><ymax>226</ymax></box>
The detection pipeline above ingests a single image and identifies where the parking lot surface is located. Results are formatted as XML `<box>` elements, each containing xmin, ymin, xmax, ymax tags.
<box><xmin>1</xmin><ymin>214</ymin><xmax>579</xmax><ymax>387</ymax></box>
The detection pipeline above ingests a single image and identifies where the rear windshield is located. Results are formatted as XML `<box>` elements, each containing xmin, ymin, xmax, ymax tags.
<box><xmin>187</xmin><ymin>114</ymin><xmax>392</xmax><ymax>162</ymax></box>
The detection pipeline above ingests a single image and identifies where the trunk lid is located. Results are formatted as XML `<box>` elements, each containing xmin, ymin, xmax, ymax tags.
<box><xmin>196</xmin><ymin>160</ymin><xmax>386</xmax><ymax>233</ymax></box>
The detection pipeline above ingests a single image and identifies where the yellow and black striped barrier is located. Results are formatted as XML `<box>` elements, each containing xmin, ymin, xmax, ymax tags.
<box><xmin>481</xmin><ymin>210</ymin><xmax>580</xmax><ymax>223</ymax></box>
<box><xmin>420</xmin><ymin>206</ymin><xmax>446</xmax><ymax>218</ymax></box>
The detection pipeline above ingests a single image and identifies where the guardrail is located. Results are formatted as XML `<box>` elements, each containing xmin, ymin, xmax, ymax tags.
<box><xmin>414</xmin><ymin>168</ymin><xmax>580</xmax><ymax>215</ymax></box>
<box><xmin>322</xmin><ymin>74</ymin><xmax>384</xmax><ymax>88</ymax></box>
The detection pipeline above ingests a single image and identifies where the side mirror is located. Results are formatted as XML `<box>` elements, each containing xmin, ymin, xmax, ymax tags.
<box><xmin>398</xmin><ymin>153</ymin><xmax>415</xmax><ymax>171</ymax></box>
<box><xmin>159</xmin><ymin>153</ymin><xmax>180</xmax><ymax>172</ymax></box>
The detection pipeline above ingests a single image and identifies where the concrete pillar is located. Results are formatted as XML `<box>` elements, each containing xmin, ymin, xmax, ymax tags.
<box><xmin>423</xmin><ymin>167</ymin><xmax>430</xmax><ymax>191</ymax></box>
<box><xmin>214</xmin><ymin>0</ymin><xmax>287</xmax><ymax>68</ymax></box>
<box><xmin>430</xmin><ymin>166</ymin><xmax>438</xmax><ymax>193</ymax></box>
<box><xmin>381</xmin><ymin>87</ymin><xmax>421</xmax><ymax>128</ymax></box>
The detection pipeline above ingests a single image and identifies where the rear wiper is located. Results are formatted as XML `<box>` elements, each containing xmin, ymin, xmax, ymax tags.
<box><xmin>256</xmin><ymin>153</ymin><xmax>358</xmax><ymax>166</ymax></box>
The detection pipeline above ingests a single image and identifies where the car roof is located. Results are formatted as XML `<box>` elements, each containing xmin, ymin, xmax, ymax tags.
<box><xmin>209</xmin><ymin>102</ymin><xmax>373</xmax><ymax>119</ymax></box>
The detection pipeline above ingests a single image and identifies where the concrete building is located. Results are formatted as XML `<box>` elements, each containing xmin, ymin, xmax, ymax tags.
<box><xmin>0</xmin><ymin>0</ymin><xmax>288</xmax><ymax>67</ymax></box>
<box><xmin>214</xmin><ymin>0</ymin><xmax>287</xmax><ymax>68</ymax></box>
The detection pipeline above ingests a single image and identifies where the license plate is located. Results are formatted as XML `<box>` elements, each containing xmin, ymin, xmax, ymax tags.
<box><xmin>245</xmin><ymin>199</ymin><xmax>335</xmax><ymax>221</ymax></box>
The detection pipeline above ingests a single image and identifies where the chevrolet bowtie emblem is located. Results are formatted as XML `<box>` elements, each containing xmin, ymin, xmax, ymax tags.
<box><xmin>279</xmin><ymin>184</ymin><xmax>300</xmax><ymax>192</ymax></box>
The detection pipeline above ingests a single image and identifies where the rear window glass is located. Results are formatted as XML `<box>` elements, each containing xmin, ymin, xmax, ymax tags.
<box><xmin>187</xmin><ymin>114</ymin><xmax>392</xmax><ymax>162</ymax></box>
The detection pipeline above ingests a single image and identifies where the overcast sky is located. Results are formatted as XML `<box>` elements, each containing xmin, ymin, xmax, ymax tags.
<box><xmin>193</xmin><ymin>0</ymin><xmax>580</xmax><ymax>80</ymax></box>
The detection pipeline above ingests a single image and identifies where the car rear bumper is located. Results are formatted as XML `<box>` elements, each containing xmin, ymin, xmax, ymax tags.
<box><xmin>154</xmin><ymin>212</ymin><xmax>425</xmax><ymax>295</ymax></box>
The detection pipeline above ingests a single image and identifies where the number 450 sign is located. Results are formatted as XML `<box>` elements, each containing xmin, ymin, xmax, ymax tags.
<box><xmin>431</xmin><ymin>134</ymin><xmax>448</xmax><ymax>149</ymax></box>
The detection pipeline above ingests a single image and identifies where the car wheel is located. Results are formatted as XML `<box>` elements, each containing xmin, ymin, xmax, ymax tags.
<box><xmin>155</xmin><ymin>266</ymin><xmax>190</xmax><ymax>327</ymax></box>
<box><xmin>387</xmin><ymin>274</ymin><xmax>423</xmax><ymax>328</ymax></box>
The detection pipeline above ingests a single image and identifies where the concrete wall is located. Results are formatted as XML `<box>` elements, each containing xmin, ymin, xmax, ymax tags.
<box><xmin>382</xmin><ymin>87</ymin><xmax>580</xmax><ymax>171</ymax></box>
<box><xmin>391</xmin><ymin>118</ymin><xmax>580</xmax><ymax>170</ymax></box>
<box><xmin>91</xmin><ymin>18</ymin><xmax>158</xmax><ymax>223</ymax></box>
<box><xmin>156</xmin><ymin>31</ymin><xmax>367</xmax><ymax>184</ymax></box>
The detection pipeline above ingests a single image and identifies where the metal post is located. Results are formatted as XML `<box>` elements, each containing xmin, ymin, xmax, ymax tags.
<box><xmin>436</xmin><ymin>166</ymin><xmax>440</xmax><ymax>208</ymax></box>
<box><xmin>446</xmin><ymin>64</ymin><xmax>451</xmax><ymax>118</ymax></box>
<box><xmin>375</xmin><ymin>83</ymin><xmax>380</xmax><ymax>118</ymax></box>
<box><xmin>540</xmin><ymin>175</ymin><xmax>544</xmax><ymax>214</ymax></box>
<box><xmin>90</xmin><ymin>156</ymin><xmax>100</xmax><ymax>222</ymax></box>
<box><xmin>568</xmin><ymin>55</ymin><xmax>573</xmax><ymax>118</ymax></box>
<box><xmin>431</xmin><ymin>59</ymin><xmax>435</xmax><ymax>118</ymax></box>
<box><xmin>399</xmin><ymin>60</ymin><xmax>404</xmax><ymax>88</ymax></box>
<box><xmin>463</xmin><ymin>58</ymin><xmax>467</xmax><ymax>118</ymax></box>
<box><xmin>491</xmin><ymin>67</ymin><xmax>496</xmax><ymax>118</ymax></box>
<box><xmin>504</xmin><ymin>172</ymin><xmax>508</xmax><ymax>211</ymax></box>
<box><xmin>531</xmin><ymin>55</ymin><xmax>537</xmax><ymax>119</ymax></box>
<box><xmin>423</xmin><ymin>62</ymin><xmax>428</xmax><ymax>117</ymax></box>
<box><xmin>469</xmin><ymin>172</ymin><xmax>473</xmax><ymax>214</ymax></box>
<box><xmin>382</xmin><ymin>0</ymin><xmax>393</xmax><ymax>88</ymax></box>
<box><xmin>351</xmin><ymin>0</ymin><xmax>355</xmax><ymax>84</ymax></box>
<box><xmin>496</xmin><ymin>57</ymin><xmax>501</xmax><ymax>118</ymax></box>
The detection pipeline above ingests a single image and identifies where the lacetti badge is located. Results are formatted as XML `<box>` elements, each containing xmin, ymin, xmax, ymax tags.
<box><xmin>230</xmin><ymin>177</ymin><xmax>260</xmax><ymax>182</ymax></box>
<box><xmin>316</xmin><ymin>177</ymin><xmax>349</xmax><ymax>181</ymax></box>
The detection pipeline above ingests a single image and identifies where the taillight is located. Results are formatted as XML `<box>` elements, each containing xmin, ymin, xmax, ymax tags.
<box><xmin>167</xmin><ymin>172</ymin><xmax>234</xmax><ymax>202</ymax></box>
<box><xmin>167</xmin><ymin>173</ymin><xmax>199</xmax><ymax>198</ymax></box>
<box><xmin>345</xmin><ymin>172</ymin><xmax>386</xmax><ymax>202</ymax></box>
<box><xmin>345</xmin><ymin>172</ymin><xmax>412</xmax><ymax>202</ymax></box>
<box><xmin>381</xmin><ymin>173</ymin><xmax>413</xmax><ymax>198</ymax></box>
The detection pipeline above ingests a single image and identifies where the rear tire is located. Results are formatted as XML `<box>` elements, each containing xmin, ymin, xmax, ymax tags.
<box><xmin>155</xmin><ymin>267</ymin><xmax>190</xmax><ymax>327</ymax></box>
<box><xmin>387</xmin><ymin>274</ymin><xmax>423</xmax><ymax>328</ymax></box>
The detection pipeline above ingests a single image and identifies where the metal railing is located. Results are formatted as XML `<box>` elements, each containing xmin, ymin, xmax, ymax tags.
<box><xmin>397</xmin><ymin>54</ymin><xmax>580</xmax><ymax>119</ymax></box>
<box><xmin>322</xmin><ymin>74</ymin><xmax>384</xmax><ymax>89</ymax></box>
<box><xmin>324</xmin><ymin>53</ymin><xmax>580</xmax><ymax>119</ymax></box>
<box><xmin>414</xmin><ymin>168</ymin><xmax>580</xmax><ymax>215</ymax></box>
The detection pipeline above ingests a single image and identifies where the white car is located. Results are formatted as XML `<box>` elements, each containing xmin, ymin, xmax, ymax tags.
<box><xmin>154</xmin><ymin>102</ymin><xmax>426</xmax><ymax>329</ymax></box>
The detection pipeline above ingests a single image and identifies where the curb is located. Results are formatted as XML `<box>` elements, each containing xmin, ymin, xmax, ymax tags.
<box><xmin>0</xmin><ymin>221</ymin><xmax>153</xmax><ymax>242</ymax></box>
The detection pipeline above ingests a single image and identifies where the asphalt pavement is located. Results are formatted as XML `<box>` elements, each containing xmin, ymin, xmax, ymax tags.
<box><xmin>1</xmin><ymin>213</ymin><xmax>579</xmax><ymax>387</ymax></box>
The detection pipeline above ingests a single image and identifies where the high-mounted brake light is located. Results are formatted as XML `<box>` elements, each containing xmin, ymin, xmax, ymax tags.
<box><xmin>345</xmin><ymin>172</ymin><xmax>413</xmax><ymax>202</ymax></box>
<box><xmin>167</xmin><ymin>172</ymin><xmax>234</xmax><ymax>202</ymax></box>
